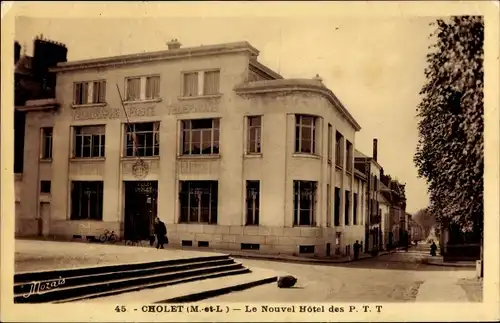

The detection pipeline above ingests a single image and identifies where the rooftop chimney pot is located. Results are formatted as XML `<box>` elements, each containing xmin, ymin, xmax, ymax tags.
<box><xmin>373</xmin><ymin>138</ymin><xmax>378</xmax><ymax>162</ymax></box>
<box><xmin>167</xmin><ymin>39</ymin><xmax>182</xmax><ymax>50</ymax></box>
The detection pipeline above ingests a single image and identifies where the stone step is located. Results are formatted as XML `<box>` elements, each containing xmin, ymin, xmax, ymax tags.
<box><xmin>77</xmin><ymin>268</ymin><xmax>279</xmax><ymax>304</ymax></box>
<box><xmin>14</xmin><ymin>255</ymin><xmax>249</xmax><ymax>303</ymax></box>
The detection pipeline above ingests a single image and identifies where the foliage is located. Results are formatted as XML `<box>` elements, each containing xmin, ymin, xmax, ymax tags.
<box><xmin>412</xmin><ymin>208</ymin><xmax>436</xmax><ymax>238</ymax></box>
<box><xmin>414</xmin><ymin>16</ymin><xmax>484</xmax><ymax>237</ymax></box>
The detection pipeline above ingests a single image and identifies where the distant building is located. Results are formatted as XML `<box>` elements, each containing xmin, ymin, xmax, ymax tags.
<box><xmin>16</xmin><ymin>39</ymin><xmax>369</xmax><ymax>258</ymax></box>
<box><xmin>408</xmin><ymin>214</ymin><xmax>424</xmax><ymax>242</ymax></box>
<box><xmin>379</xmin><ymin>172</ymin><xmax>407</xmax><ymax>247</ymax></box>
<box><xmin>354</xmin><ymin>139</ymin><xmax>383</xmax><ymax>252</ymax></box>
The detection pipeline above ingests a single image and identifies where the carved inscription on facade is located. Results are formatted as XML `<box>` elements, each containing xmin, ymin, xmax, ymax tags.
<box><xmin>167</xmin><ymin>99</ymin><xmax>219</xmax><ymax>115</ymax></box>
<box><xmin>179</xmin><ymin>160</ymin><xmax>211</xmax><ymax>174</ymax></box>
<box><xmin>72</xmin><ymin>106</ymin><xmax>156</xmax><ymax>121</ymax></box>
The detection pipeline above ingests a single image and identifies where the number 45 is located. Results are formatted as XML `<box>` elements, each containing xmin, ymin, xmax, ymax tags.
<box><xmin>115</xmin><ymin>305</ymin><xmax>126</xmax><ymax>313</ymax></box>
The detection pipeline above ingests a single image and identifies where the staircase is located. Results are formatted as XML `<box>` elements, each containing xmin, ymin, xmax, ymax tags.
<box><xmin>15</xmin><ymin>255</ymin><xmax>250</xmax><ymax>303</ymax></box>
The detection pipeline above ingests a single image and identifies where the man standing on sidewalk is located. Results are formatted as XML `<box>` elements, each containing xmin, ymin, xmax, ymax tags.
<box><xmin>153</xmin><ymin>217</ymin><xmax>167</xmax><ymax>249</ymax></box>
<box><xmin>353</xmin><ymin>240</ymin><xmax>361</xmax><ymax>260</ymax></box>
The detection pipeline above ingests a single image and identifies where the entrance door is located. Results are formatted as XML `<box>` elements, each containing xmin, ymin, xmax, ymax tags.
<box><xmin>124</xmin><ymin>181</ymin><xmax>158</xmax><ymax>241</ymax></box>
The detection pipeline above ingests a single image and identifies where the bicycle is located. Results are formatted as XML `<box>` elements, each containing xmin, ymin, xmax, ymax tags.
<box><xmin>99</xmin><ymin>229</ymin><xmax>118</xmax><ymax>243</ymax></box>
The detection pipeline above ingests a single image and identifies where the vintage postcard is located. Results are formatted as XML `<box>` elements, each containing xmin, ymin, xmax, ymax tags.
<box><xmin>1</xmin><ymin>1</ymin><xmax>499</xmax><ymax>322</ymax></box>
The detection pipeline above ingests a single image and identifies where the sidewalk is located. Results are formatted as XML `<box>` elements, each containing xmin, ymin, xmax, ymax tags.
<box><xmin>222</xmin><ymin>248</ymin><xmax>402</xmax><ymax>264</ymax></box>
<box><xmin>15</xmin><ymin>239</ymin><xmax>225</xmax><ymax>273</ymax></box>
<box><xmin>16</xmin><ymin>237</ymin><xmax>401</xmax><ymax>267</ymax></box>
<box><xmin>424</xmin><ymin>256</ymin><xmax>476</xmax><ymax>268</ymax></box>
<box><xmin>416</xmin><ymin>276</ymin><xmax>469</xmax><ymax>302</ymax></box>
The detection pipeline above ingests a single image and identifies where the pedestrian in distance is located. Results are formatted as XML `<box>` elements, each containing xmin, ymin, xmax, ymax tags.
<box><xmin>353</xmin><ymin>240</ymin><xmax>361</xmax><ymax>260</ymax></box>
<box><xmin>153</xmin><ymin>217</ymin><xmax>167</xmax><ymax>249</ymax></box>
<box><xmin>430</xmin><ymin>241</ymin><xmax>437</xmax><ymax>256</ymax></box>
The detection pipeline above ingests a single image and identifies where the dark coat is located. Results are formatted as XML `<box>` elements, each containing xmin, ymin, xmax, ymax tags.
<box><xmin>154</xmin><ymin>221</ymin><xmax>167</xmax><ymax>237</ymax></box>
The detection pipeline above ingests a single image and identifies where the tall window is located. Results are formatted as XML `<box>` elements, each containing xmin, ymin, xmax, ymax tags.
<box><xmin>70</xmin><ymin>181</ymin><xmax>103</xmax><ymax>220</ymax></box>
<box><xmin>246</xmin><ymin>181</ymin><xmax>260</xmax><ymax>225</ymax></box>
<box><xmin>74</xmin><ymin>80</ymin><xmax>106</xmax><ymax>105</ymax></box>
<box><xmin>334</xmin><ymin>187</ymin><xmax>341</xmax><ymax>226</ymax></box>
<box><xmin>74</xmin><ymin>125</ymin><xmax>105</xmax><ymax>158</ymax></box>
<box><xmin>326</xmin><ymin>184</ymin><xmax>332</xmax><ymax>226</ymax></box>
<box><xmin>182</xmin><ymin>70</ymin><xmax>220</xmax><ymax>97</ymax></box>
<box><xmin>41</xmin><ymin>127</ymin><xmax>53</xmax><ymax>160</ymax></box>
<box><xmin>335</xmin><ymin>131</ymin><xmax>343</xmax><ymax>167</ymax></box>
<box><xmin>126</xmin><ymin>75</ymin><xmax>160</xmax><ymax>101</ymax></box>
<box><xmin>247</xmin><ymin>116</ymin><xmax>261</xmax><ymax>154</ymax></box>
<box><xmin>293</xmin><ymin>181</ymin><xmax>317</xmax><ymax>226</ymax></box>
<box><xmin>295</xmin><ymin>115</ymin><xmax>316</xmax><ymax>154</ymax></box>
<box><xmin>125</xmin><ymin>122</ymin><xmax>160</xmax><ymax>157</ymax></box>
<box><xmin>346</xmin><ymin>140</ymin><xmax>353</xmax><ymax>172</ymax></box>
<box><xmin>179</xmin><ymin>181</ymin><xmax>218</xmax><ymax>224</ymax></box>
<box><xmin>327</xmin><ymin>124</ymin><xmax>333</xmax><ymax>162</ymax></box>
<box><xmin>353</xmin><ymin>193</ymin><xmax>358</xmax><ymax>225</ymax></box>
<box><xmin>345</xmin><ymin>191</ymin><xmax>351</xmax><ymax>225</ymax></box>
<box><xmin>181</xmin><ymin>119</ymin><xmax>220</xmax><ymax>155</ymax></box>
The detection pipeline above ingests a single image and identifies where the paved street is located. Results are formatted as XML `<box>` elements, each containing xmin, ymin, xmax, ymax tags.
<box><xmin>212</xmin><ymin>247</ymin><xmax>479</xmax><ymax>302</ymax></box>
<box><xmin>14</xmin><ymin>240</ymin><xmax>481</xmax><ymax>302</ymax></box>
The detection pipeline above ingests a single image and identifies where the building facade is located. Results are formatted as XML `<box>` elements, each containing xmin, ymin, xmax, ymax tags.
<box><xmin>354</xmin><ymin>140</ymin><xmax>383</xmax><ymax>252</ymax></box>
<box><xmin>16</xmin><ymin>40</ymin><xmax>367</xmax><ymax>257</ymax></box>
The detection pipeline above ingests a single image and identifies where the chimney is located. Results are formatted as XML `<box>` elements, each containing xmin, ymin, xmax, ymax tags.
<box><xmin>14</xmin><ymin>41</ymin><xmax>21</xmax><ymax>64</ymax></box>
<box><xmin>167</xmin><ymin>38</ymin><xmax>182</xmax><ymax>50</ymax></box>
<box><xmin>373</xmin><ymin>138</ymin><xmax>378</xmax><ymax>161</ymax></box>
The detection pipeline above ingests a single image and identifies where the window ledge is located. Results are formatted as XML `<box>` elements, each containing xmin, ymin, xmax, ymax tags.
<box><xmin>71</xmin><ymin>103</ymin><xmax>107</xmax><ymax>109</ymax></box>
<box><xmin>178</xmin><ymin>94</ymin><xmax>222</xmax><ymax>101</ymax></box>
<box><xmin>335</xmin><ymin>164</ymin><xmax>343</xmax><ymax>170</ymax></box>
<box><xmin>292</xmin><ymin>153</ymin><xmax>321</xmax><ymax>160</ymax></box>
<box><xmin>70</xmin><ymin>157</ymin><xmax>106</xmax><ymax>162</ymax></box>
<box><xmin>346</xmin><ymin>170</ymin><xmax>353</xmax><ymax>175</ymax></box>
<box><xmin>121</xmin><ymin>156</ymin><xmax>160</xmax><ymax>161</ymax></box>
<box><xmin>177</xmin><ymin>154</ymin><xmax>221</xmax><ymax>160</ymax></box>
<box><xmin>244</xmin><ymin>153</ymin><xmax>262</xmax><ymax>159</ymax></box>
<box><xmin>293</xmin><ymin>225</ymin><xmax>319</xmax><ymax>228</ymax></box>
<box><xmin>39</xmin><ymin>158</ymin><xmax>52</xmax><ymax>163</ymax></box>
<box><xmin>245</xmin><ymin>224</ymin><xmax>260</xmax><ymax>226</ymax></box>
<box><xmin>123</xmin><ymin>98</ymin><xmax>162</xmax><ymax>105</ymax></box>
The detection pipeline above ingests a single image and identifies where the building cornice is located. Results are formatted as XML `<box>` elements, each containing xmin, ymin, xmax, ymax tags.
<box><xmin>49</xmin><ymin>42</ymin><xmax>260</xmax><ymax>73</ymax></box>
<box><xmin>354</xmin><ymin>169</ymin><xmax>367</xmax><ymax>181</ymax></box>
<box><xmin>354</xmin><ymin>156</ymin><xmax>383</xmax><ymax>170</ymax></box>
<box><xmin>234</xmin><ymin>79</ymin><xmax>361</xmax><ymax>131</ymax></box>
<box><xmin>16</xmin><ymin>98</ymin><xmax>59</xmax><ymax>112</ymax></box>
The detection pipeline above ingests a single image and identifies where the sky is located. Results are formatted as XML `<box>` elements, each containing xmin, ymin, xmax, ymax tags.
<box><xmin>15</xmin><ymin>16</ymin><xmax>437</xmax><ymax>214</ymax></box>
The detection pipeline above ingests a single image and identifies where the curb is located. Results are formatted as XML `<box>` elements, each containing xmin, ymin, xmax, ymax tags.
<box><xmin>425</xmin><ymin>261</ymin><xmax>476</xmax><ymax>268</ymax></box>
<box><xmin>227</xmin><ymin>249</ymin><xmax>400</xmax><ymax>265</ymax></box>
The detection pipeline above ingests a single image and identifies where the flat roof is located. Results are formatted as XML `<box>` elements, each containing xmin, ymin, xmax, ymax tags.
<box><xmin>50</xmin><ymin>41</ymin><xmax>260</xmax><ymax>73</ymax></box>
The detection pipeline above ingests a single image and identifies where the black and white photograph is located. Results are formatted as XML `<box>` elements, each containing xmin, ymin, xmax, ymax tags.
<box><xmin>1</xmin><ymin>1</ymin><xmax>499</xmax><ymax>322</ymax></box>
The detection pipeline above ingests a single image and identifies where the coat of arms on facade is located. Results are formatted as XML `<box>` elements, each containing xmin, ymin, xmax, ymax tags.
<box><xmin>132</xmin><ymin>159</ymin><xmax>149</xmax><ymax>179</ymax></box>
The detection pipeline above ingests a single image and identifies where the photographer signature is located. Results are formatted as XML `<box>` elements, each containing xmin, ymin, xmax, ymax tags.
<box><xmin>22</xmin><ymin>277</ymin><xmax>66</xmax><ymax>298</ymax></box>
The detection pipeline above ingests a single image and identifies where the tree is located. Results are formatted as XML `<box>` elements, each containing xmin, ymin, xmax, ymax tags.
<box><xmin>412</xmin><ymin>208</ymin><xmax>436</xmax><ymax>238</ymax></box>
<box><xmin>414</xmin><ymin>17</ymin><xmax>483</xmax><ymax>241</ymax></box>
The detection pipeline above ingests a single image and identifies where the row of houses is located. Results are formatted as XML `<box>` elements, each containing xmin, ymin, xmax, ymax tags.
<box><xmin>13</xmin><ymin>35</ymin><xmax>409</xmax><ymax>258</ymax></box>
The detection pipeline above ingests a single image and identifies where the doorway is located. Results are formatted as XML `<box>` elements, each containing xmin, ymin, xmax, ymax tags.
<box><xmin>124</xmin><ymin>181</ymin><xmax>158</xmax><ymax>241</ymax></box>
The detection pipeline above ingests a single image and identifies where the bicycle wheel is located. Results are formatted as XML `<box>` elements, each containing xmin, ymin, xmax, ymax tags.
<box><xmin>126</xmin><ymin>240</ymin><xmax>133</xmax><ymax>246</ymax></box>
<box><xmin>98</xmin><ymin>234</ymin><xmax>107</xmax><ymax>243</ymax></box>
<box><xmin>109</xmin><ymin>234</ymin><xmax>118</xmax><ymax>243</ymax></box>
